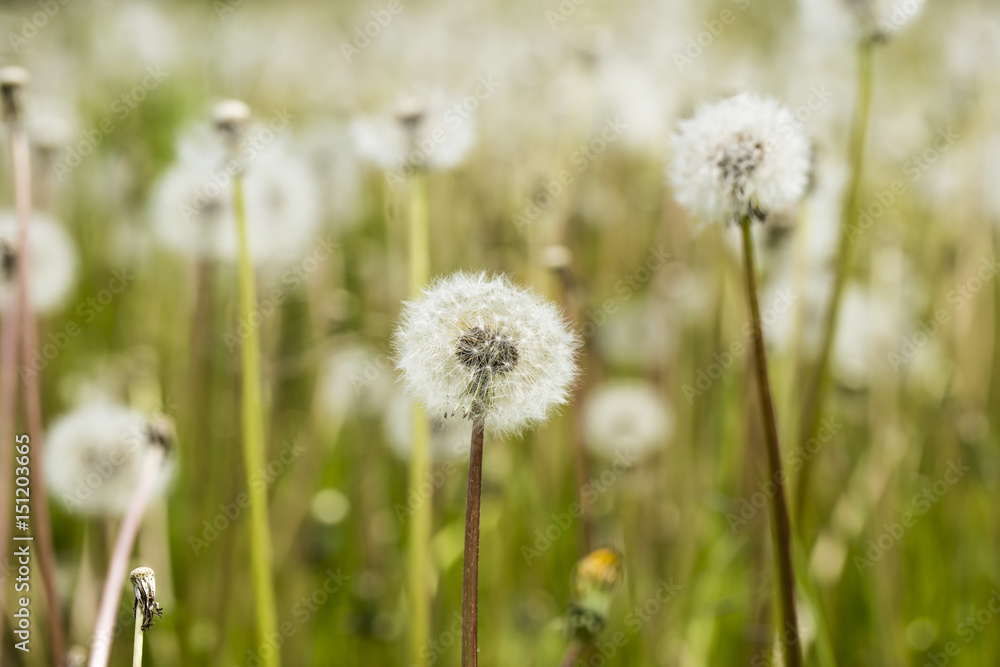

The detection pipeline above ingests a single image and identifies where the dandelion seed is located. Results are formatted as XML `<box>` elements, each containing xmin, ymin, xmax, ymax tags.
<box><xmin>393</xmin><ymin>271</ymin><xmax>579</xmax><ymax>437</ymax></box>
<box><xmin>668</xmin><ymin>92</ymin><xmax>810</xmax><ymax>227</ymax></box>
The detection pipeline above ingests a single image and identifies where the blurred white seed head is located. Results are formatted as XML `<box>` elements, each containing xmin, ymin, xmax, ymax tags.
<box><xmin>130</xmin><ymin>566</ymin><xmax>163</xmax><ymax>631</ymax></box>
<box><xmin>383</xmin><ymin>391</ymin><xmax>469</xmax><ymax>462</ymax></box>
<box><xmin>393</xmin><ymin>272</ymin><xmax>579</xmax><ymax>437</ymax></box>
<box><xmin>151</xmin><ymin>126</ymin><xmax>321</xmax><ymax>269</ymax></box>
<box><xmin>351</xmin><ymin>91</ymin><xmax>477</xmax><ymax>176</ymax></box>
<box><xmin>668</xmin><ymin>93</ymin><xmax>810</xmax><ymax>227</ymax></box>
<box><xmin>584</xmin><ymin>380</ymin><xmax>673</xmax><ymax>461</ymax></box>
<box><xmin>800</xmin><ymin>0</ymin><xmax>924</xmax><ymax>42</ymax></box>
<box><xmin>313</xmin><ymin>342</ymin><xmax>394</xmax><ymax>425</ymax></box>
<box><xmin>45</xmin><ymin>404</ymin><xmax>175</xmax><ymax>516</ymax></box>
<box><xmin>0</xmin><ymin>211</ymin><xmax>77</xmax><ymax>314</ymax></box>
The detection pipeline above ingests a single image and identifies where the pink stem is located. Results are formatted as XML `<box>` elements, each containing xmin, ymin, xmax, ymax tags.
<box><xmin>87</xmin><ymin>447</ymin><xmax>165</xmax><ymax>667</ymax></box>
<box><xmin>9</xmin><ymin>100</ymin><xmax>66</xmax><ymax>666</ymax></box>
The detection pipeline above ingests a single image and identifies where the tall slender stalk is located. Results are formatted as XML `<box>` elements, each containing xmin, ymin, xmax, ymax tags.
<box><xmin>2</xmin><ymin>69</ymin><xmax>65</xmax><ymax>666</ymax></box>
<box><xmin>795</xmin><ymin>39</ymin><xmax>874</xmax><ymax>520</ymax></box>
<box><xmin>407</xmin><ymin>171</ymin><xmax>432</xmax><ymax>666</ymax></box>
<box><xmin>233</xmin><ymin>170</ymin><xmax>281</xmax><ymax>667</ymax></box>
<box><xmin>89</xmin><ymin>448</ymin><xmax>166</xmax><ymax>667</ymax></box>
<box><xmin>461</xmin><ymin>419</ymin><xmax>485</xmax><ymax>667</ymax></box>
<box><xmin>0</xmin><ymin>237</ymin><xmax>17</xmax><ymax>665</ymax></box>
<box><xmin>739</xmin><ymin>216</ymin><xmax>802</xmax><ymax>667</ymax></box>
<box><xmin>132</xmin><ymin>605</ymin><xmax>144</xmax><ymax>667</ymax></box>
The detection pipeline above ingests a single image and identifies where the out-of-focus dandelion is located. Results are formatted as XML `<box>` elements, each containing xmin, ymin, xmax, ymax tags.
<box><xmin>216</xmin><ymin>99</ymin><xmax>283</xmax><ymax>667</ymax></box>
<box><xmin>0</xmin><ymin>211</ymin><xmax>77</xmax><ymax>314</ymax></box>
<box><xmin>150</xmin><ymin>117</ymin><xmax>320</xmax><ymax>271</ymax></box>
<box><xmin>669</xmin><ymin>93</ymin><xmax>807</xmax><ymax>667</ymax></box>
<box><xmin>584</xmin><ymin>381</ymin><xmax>673</xmax><ymax>461</ymax></box>
<box><xmin>130</xmin><ymin>566</ymin><xmax>163</xmax><ymax>666</ymax></box>
<box><xmin>89</xmin><ymin>416</ymin><xmax>174</xmax><ymax>667</ymax></box>
<box><xmin>351</xmin><ymin>92</ymin><xmax>477</xmax><ymax>184</ymax></box>
<box><xmin>560</xmin><ymin>548</ymin><xmax>625</xmax><ymax>666</ymax></box>
<box><xmin>394</xmin><ymin>271</ymin><xmax>579</xmax><ymax>666</ymax></box>
<box><xmin>45</xmin><ymin>403</ymin><xmax>175</xmax><ymax>516</ymax></box>
<box><xmin>668</xmin><ymin>92</ymin><xmax>810</xmax><ymax>229</ymax></box>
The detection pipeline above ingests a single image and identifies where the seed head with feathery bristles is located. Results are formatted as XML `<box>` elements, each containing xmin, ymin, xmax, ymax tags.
<box><xmin>393</xmin><ymin>272</ymin><xmax>580</xmax><ymax>437</ymax></box>
<box><xmin>668</xmin><ymin>92</ymin><xmax>810</xmax><ymax>227</ymax></box>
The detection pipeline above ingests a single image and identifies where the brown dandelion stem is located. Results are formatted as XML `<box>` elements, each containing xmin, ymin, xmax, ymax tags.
<box><xmin>89</xmin><ymin>447</ymin><xmax>165</xmax><ymax>667</ymax></box>
<box><xmin>3</xmin><ymin>82</ymin><xmax>66</xmax><ymax>667</ymax></box>
<box><xmin>461</xmin><ymin>418</ymin><xmax>485</xmax><ymax>667</ymax></box>
<box><xmin>739</xmin><ymin>216</ymin><xmax>802</xmax><ymax>667</ymax></box>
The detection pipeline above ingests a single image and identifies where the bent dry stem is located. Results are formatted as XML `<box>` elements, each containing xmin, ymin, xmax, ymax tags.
<box><xmin>5</xmin><ymin>84</ymin><xmax>65</xmax><ymax>667</ymax></box>
<box><xmin>462</xmin><ymin>419</ymin><xmax>485</xmax><ymax>667</ymax></box>
<box><xmin>233</xmin><ymin>172</ymin><xmax>281</xmax><ymax>667</ymax></box>
<box><xmin>739</xmin><ymin>216</ymin><xmax>802</xmax><ymax>667</ymax></box>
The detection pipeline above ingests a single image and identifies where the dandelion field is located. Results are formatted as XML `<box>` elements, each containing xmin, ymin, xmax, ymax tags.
<box><xmin>0</xmin><ymin>0</ymin><xmax>999</xmax><ymax>665</ymax></box>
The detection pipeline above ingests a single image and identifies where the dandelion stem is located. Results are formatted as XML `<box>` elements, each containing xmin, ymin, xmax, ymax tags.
<box><xmin>407</xmin><ymin>170</ymin><xmax>433</xmax><ymax>666</ymax></box>
<box><xmin>4</xmin><ymin>79</ymin><xmax>65</xmax><ymax>667</ymax></box>
<box><xmin>89</xmin><ymin>447</ymin><xmax>165</xmax><ymax>667</ymax></box>
<box><xmin>739</xmin><ymin>216</ymin><xmax>802</xmax><ymax>667</ymax></box>
<box><xmin>795</xmin><ymin>38</ymin><xmax>874</xmax><ymax>523</ymax></box>
<box><xmin>132</xmin><ymin>606</ymin><xmax>144</xmax><ymax>667</ymax></box>
<box><xmin>461</xmin><ymin>419</ymin><xmax>485</xmax><ymax>667</ymax></box>
<box><xmin>559</xmin><ymin>639</ymin><xmax>583</xmax><ymax>667</ymax></box>
<box><xmin>233</xmin><ymin>171</ymin><xmax>281</xmax><ymax>667</ymax></box>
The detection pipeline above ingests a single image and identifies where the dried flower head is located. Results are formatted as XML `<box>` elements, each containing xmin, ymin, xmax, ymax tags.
<box><xmin>668</xmin><ymin>93</ymin><xmax>810</xmax><ymax>227</ymax></box>
<box><xmin>212</xmin><ymin>99</ymin><xmax>252</xmax><ymax>137</ymax></box>
<box><xmin>584</xmin><ymin>380</ymin><xmax>673</xmax><ymax>461</ymax></box>
<box><xmin>393</xmin><ymin>272</ymin><xmax>579</xmax><ymax>437</ymax></box>
<box><xmin>0</xmin><ymin>65</ymin><xmax>28</xmax><ymax>121</ymax></box>
<box><xmin>129</xmin><ymin>567</ymin><xmax>163</xmax><ymax>631</ymax></box>
<box><xmin>0</xmin><ymin>211</ymin><xmax>78</xmax><ymax>314</ymax></box>
<box><xmin>45</xmin><ymin>404</ymin><xmax>175</xmax><ymax>516</ymax></box>
<box><xmin>568</xmin><ymin>548</ymin><xmax>624</xmax><ymax>639</ymax></box>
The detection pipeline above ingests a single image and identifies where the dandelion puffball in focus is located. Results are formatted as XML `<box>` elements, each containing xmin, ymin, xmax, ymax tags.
<box><xmin>393</xmin><ymin>272</ymin><xmax>579</xmax><ymax>437</ymax></box>
<box><xmin>584</xmin><ymin>381</ymin><xmax>673</xmax><ymax>461</ymax></box>
<box><xmin>0</xmin><ymin>211</ymin><xmax>77</xmax><ymax>314</ymax></box>
<box><xmin>351</xmin><ymin>92</ymin><xmax>477</xmax><ymax>177</ymax></box>
<box><xmin>150</xmin><ymin>123</ymin><xmax>320</xmax><ymax>268</ymax></box>
<box><xmin>45</xmin><ymin>403</ymin><xmax>174</xmax><ymax>516</ymax></box>
<box><xmin>668</xmin><ymin>93</ymin><xmax>810</xmax><ymax>226</ymax></box>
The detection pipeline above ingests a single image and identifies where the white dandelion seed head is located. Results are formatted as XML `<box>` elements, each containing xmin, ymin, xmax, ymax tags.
<box><xmin>350</xmin><ymin>91</ymin><xmax>477</xmax><ymax>175</ymax></box>
<box><xmin>45</xmin><ymin>403</ymin><xmax>175</xmax><ymax>517</ymax></box>
<box><xmin>668</xmin><ymin>92</ymin><xmax>811</xmax><ymax>226</ymax></box>
<box><xmin>393</xmin><ymin>272</ymin><xmax>580</xmax><ymax>438</ymax></box>
<box><xmin>297</xmin><ymin>125</ymin><xmax>364</xmax><ymax>231</ymax></box>
<box><xmin>313</xmin><ymin>342</ymin><xmax>394</xmax><ymax>423</ymax></box>
<box><xmin>800</xmin><ymin>0</ymin><xmax>924</xmax><ymax>42</ymax></box>
<box><xmin>584</xmin><ymin>380</ymin><xmax>673</xmax><ymax>461</ymax></box>
<box><xmin>0</xmin><ymin>212</ymin><xmax>77</xmax><ymax>314</ymax></box>
<box><xmin>383</xmin><ymin>391</ymin><xmax>469</xmax><ymax>462</ymax></box>
<box><xmin>150</xmin><ymin>128</ymin><xmax>321</xmax><ymax>269</ymax></box>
